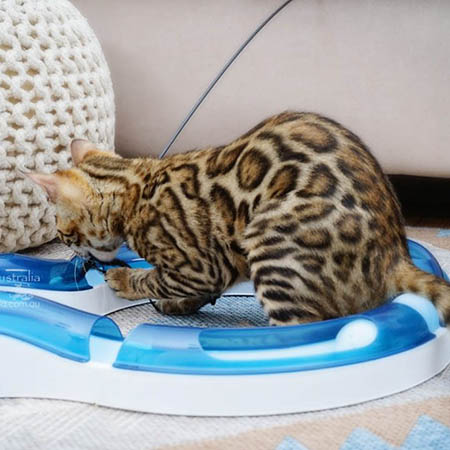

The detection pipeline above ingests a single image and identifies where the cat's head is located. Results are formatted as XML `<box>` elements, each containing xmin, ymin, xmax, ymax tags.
<box><xmin>23</xmin><ymin>140</ymin><xmax>126</xmax><ymax>262</ymax></box>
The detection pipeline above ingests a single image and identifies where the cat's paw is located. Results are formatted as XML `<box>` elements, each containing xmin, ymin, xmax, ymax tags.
<box><xmin>105</xmin><ymin>267</ymin><xmax>143</xmax><ymax>300</ymax></box>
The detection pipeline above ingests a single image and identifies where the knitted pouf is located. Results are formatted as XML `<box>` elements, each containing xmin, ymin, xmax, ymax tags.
<box><xmin>0</xmin><ymin>0</ymin><xmax>115</xmax><ymax>252</ymax></box>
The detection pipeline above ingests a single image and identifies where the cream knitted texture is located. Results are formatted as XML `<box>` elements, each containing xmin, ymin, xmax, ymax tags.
<box><xmin>0</xmin><ymin>0</ymin><xmax>115</xmax><ymax>252</ymax></box>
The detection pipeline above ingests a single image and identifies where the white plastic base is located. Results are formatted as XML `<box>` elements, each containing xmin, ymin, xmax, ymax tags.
<box><xmin>1</xmin><ymin>328</ymin><xmax>448</xmax><ymax>416</ymax></box>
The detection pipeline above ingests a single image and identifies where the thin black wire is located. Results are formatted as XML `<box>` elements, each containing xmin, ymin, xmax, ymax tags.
<box><xmin>158</xmin><ymin>0</ymin><xmax>294</xmax><ymax>159</ymax></box>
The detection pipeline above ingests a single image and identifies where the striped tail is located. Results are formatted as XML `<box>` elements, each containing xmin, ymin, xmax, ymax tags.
<box><xmin>391</xmin><ymin>259</ymin><xmax>450</xmax><ymax>323</ymax></box>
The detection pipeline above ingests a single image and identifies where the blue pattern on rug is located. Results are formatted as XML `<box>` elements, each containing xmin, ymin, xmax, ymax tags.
<box><xmin>401</xmin><ymin>415</ymin><xmax>450</xmax><ymax>450</ymax></box>
<box><xmin>340</xmin><ymin>429</ymin><xmax>394</xmax><ymax>450</ymax></box>
<box><xmin>437</xmin><ymin>229</ymin><xmax>450</xmax><ymax>237</ymax></box>
<box><xmin>275</xmin><ymin>415</ymin><xmax>450</xmax><ymax>450</ymax></box>
<box><xmin>276</xmin><ymin>436</ymin><xmax>308</xmax><ymax>450</ymax></box>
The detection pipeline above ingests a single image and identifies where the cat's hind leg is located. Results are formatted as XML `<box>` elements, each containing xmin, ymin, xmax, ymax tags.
<box><xmin>249</xmin><ymin>258</ymin><xmax>339</xmax><ymax>326</ymax></box>
<box><xmin>245</xmin><ymin>234</ymin><xmax>341</xmax><ymax>326</ymax></box>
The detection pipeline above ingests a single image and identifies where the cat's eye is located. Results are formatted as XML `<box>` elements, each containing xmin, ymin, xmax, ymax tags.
<box><xmin>58</xmin><ymin>230</ymin><xmax>80</xmax><ymax>246</ymax></box>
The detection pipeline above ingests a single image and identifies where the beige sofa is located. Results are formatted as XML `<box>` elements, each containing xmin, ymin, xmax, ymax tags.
<box><xmin>73</xmin><ymin>0</ymin><xmax>450</xmax><ymax>177</ymax></box>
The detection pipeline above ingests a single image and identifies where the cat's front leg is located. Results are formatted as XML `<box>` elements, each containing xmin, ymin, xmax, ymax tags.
<box><xmin>105</xmin><ymin>267</ymin><xmax>221</xmax><ymax>310</ymax></box>
<box><xmin>152</xmin><ymin>295</ymin><xmax>218</xmax><ymax>315</ymax></box>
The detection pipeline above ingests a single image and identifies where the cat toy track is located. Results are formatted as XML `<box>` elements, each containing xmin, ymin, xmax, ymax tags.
<box><xmin>0</xmin><ymin>240</ymin><xmax>449</xmax><ymax>416</ymax></box>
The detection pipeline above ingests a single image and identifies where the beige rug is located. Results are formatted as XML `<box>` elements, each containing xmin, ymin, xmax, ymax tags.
<box><xmin>0</xmin><ymin>227</ymin><xmax>449</xmax><ymax>450</ymax></box>
<box><xmin>406</xmin><ymin>226</ymin><xmax>450</xmax><ymax>252</ymax></box>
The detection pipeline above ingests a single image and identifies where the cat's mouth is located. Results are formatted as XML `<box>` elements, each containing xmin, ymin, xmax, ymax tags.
<box><xmin>70</xmin><ymin>246</ymin><xmax>89</xmax><ymax>259</ymax></box>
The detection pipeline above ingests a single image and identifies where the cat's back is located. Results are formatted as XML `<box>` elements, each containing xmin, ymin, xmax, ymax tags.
<box><xmin>172</xmin><ymin>112</ymin><xmax>401</xmax><ymax>218</ymax></box>
<box><xmin>159</xmin><ymin>111</ymin><xmax>405</xmax><ymax>237</ymax></box>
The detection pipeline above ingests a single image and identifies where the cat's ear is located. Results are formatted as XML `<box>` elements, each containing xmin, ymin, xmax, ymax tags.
<box><xmin>70</xmin><ymin>139</ymin><xmax>98</xmax><ymax>165</ymax></box>
<box><xmin>19</xmin><ymin>171</ymin><xmax>60</xmax><ymax>202</ymax></box>
<box><xmin>19</xmin><ymin>170</ymin><xmax>84</xmax><ymax>204</ymax></box>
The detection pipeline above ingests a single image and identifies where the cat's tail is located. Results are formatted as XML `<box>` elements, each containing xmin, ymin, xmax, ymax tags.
<box><xmin>390</xmin><ymin>259</ymin><xmax>450</xmax><ymax>323</ymax></box>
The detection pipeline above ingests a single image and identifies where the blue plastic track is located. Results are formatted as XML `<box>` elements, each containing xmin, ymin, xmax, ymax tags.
<box><xmin>112</xmin><ymin>301</ymin><xmax>435</xmax><ymax>374</ymax></box>
<box><xmin>0</xmin><ymin>239</ymin><xmax>447</xmax><ymax>374</ymax></box>
<box><xmin>0</xmin><ymin>246</ymin><xmax>150</xmax><ymax>291</ymax></box>
<box><xmin>0</xmin><ymin>291</ymin><xmax>122</xmax><ymax>362</ymax></box>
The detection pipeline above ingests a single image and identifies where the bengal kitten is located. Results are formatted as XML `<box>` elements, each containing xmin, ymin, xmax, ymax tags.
<box><xmin>26</xmin><ymin>112</ymin><xmax>450</xmax><ymax>326</ymax></box>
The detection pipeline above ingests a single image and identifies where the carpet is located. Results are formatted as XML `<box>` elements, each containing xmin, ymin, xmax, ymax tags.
<box><xmin>0</xmin><ymin>227</ymin><xmax>449</xmax><ymax>450</ymax></box>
